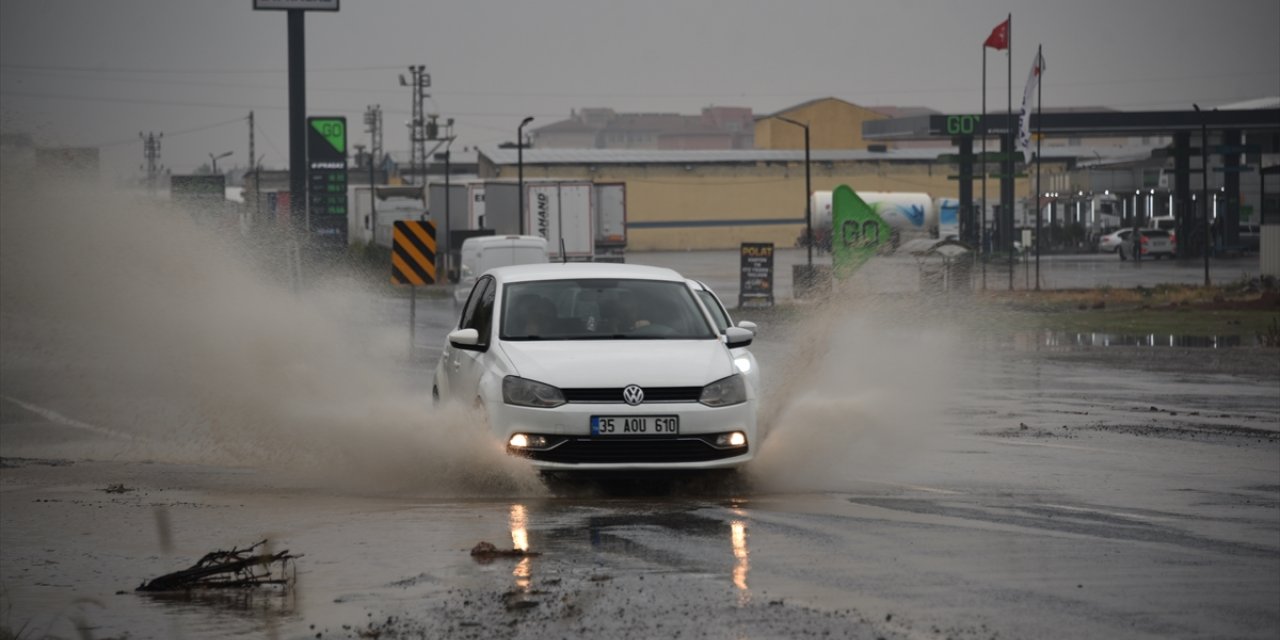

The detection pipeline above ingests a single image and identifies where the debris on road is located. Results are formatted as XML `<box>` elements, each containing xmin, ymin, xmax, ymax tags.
<box><xmin>103</xmin><ymin>483</ymin><xmax>134</xmax><ymax>493</ymax></box>
<box><xmin>469</xmin><ymin>541</ymin><xmax>541</xmax><ymax>562</ymax></box>
<box><xmin>135</xmin><ymin>539</ymin><xmax>299</xmax><ymax>592</ymax></box>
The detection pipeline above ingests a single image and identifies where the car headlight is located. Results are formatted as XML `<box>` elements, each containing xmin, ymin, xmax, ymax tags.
<box><xmin>502</xmin><ymin>376</ymin><xmax>566</xmax><ymax>408</ymax></box>
<box><xmin>699</xmin><ymin>374</ymin><xmax>747</xmax><ymax>407</ymax></box>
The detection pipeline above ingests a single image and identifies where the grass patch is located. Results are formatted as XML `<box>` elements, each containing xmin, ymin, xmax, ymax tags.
<box><xmin>976</xmin><ymin>280</ymin><xmax>1279</xmax><ymax>337</ymax></box>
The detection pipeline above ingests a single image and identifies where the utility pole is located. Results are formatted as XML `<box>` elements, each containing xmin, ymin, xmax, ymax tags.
<box><xmin>247</xmin><ymin>111</ymin><xmax>255</xmax><ymax>176</ymax></box>
<box><xmin>364</xmin><ymin>104</ymin><xmax>383</xmax><ymax>169</ymax></box>
<box><xmin>140</xmin><ymin>131</ymin><xmax>162</xmax><ymax>195</ymax></box>
<box><xmin>400</xmin><ymin>66</ymin><xmax>430</xmax><ymax>186</ymax></box>
<box><xmin>363</xmin><ymin>105</ymin><xmax>382</xmax><ymax>246</ymax></box>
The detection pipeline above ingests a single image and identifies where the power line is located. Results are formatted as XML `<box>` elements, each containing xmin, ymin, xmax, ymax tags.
<box><xmin>87</xmin><ymin>115</ymin><xmax>247</xmax><ymax>148</ymax></box>
<box><xmin>0</xmin><ymin>62</ymin><xmax>409</xmax><ymax>75</ymax></box>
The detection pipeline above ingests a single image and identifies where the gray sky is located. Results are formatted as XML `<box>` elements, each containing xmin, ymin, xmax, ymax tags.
<box><xmin>2</xmin><ymin>0</ymin><xmax>1277</xmax><ymax>179</ymax></box>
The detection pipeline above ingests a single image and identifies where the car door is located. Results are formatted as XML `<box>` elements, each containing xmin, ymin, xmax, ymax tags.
<box><xmin>452</xmin><ymin>276</ymin><xmax>497</xmax><ymax>406</ymax></box>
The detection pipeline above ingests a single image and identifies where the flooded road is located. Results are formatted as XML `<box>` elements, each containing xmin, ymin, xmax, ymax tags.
<box><xmin>2</xmin><ymin>186</ymin><xmax>1277</xmax><ymax>639</ymax></box>
<box><xmin>3</xmin><ymin>317</ymin><xmax>1277</xmax><ymax>639</ymax></box>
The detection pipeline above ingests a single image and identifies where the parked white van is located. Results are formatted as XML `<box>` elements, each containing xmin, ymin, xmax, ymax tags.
<box><xmin>454</xmin><ymin>235</ymin><xmax>549</xmax><ymax>304</ymax></box>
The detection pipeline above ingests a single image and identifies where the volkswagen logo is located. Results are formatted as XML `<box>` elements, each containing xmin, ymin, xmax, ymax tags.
<box><xmin>622</xmin><ymin>384</ymin><xmax>645</xmax><ymax>406</ymax></box>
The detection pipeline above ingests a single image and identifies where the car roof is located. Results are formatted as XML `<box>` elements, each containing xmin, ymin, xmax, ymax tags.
<box><xmin>487</xmin><ymin>262</ymin><xmax>687</xmax><ymax>284</ymax></box>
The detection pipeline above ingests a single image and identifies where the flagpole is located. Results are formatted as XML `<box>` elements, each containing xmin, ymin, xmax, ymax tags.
<box><xmin>1035</xmin><ymin>44</ymin><xmax>1042</xmax><ymax>291</ymax></box>
<box><xmin>981</xmin><ymin>44</ymin><xmax>987</xmax><ymax>291</ymax></box>
<box><xmin>1007</xmin><ymin>12</ymin><xmax>1014</xmax><ymax>291</ymax></box>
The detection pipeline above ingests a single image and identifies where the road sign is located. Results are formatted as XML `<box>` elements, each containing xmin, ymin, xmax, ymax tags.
<box><xmin>254</xmin><ymin>0</ymin><xmax>339</xmax><ymax>10</ymax></box>
<box><xmin>392</xmin><ymin>220</ymin><xmax>437</xmax><ymax>285</ymax></box>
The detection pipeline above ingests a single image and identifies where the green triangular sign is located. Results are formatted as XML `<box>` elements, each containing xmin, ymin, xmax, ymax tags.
<box><xmin>830</xmin><ymin>185</ymin><xmax>891</xmax><ymax>278</ymax></box>
<box><xmin>310</xmin><ymin>119</ymin><xmax>346</xmax><ymax>154</ymax></box>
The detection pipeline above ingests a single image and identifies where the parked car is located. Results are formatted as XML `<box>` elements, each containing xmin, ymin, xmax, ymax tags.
<box><xmin>434</xmin><ymin>263</ymin><xmax>758</xmax><ymax>471</ymax></box>
<box><xmin>686</xmin><ymin>279</ymin><xmax>760</xmax><ymax>394</ymax></box>
<box><xmin>1118</xmin><ymin>228</ymin><xmax>1176</xmax><ymax>260</ymax></box>
<box><xmin>1099</xmin><ymin>228</ymin><xmax>1132</xmax><ymax>254</ymax></box>
<box><xmin>452</xmin><ymin>235</ymin><xmax>548</xmax><ymax>305</ymax></box>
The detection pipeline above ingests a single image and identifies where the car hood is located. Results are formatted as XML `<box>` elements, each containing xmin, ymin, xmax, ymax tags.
<box><xmin>499</xmin><ymin>340</ymin><xmax>734</xmax><ymax>389</ymax></box>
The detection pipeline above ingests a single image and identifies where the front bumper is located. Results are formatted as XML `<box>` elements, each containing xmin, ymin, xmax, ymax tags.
<box><xmin>486</xmin><ymin>397</ymin><xmax>757</xmax><ymax>470</ymax></box>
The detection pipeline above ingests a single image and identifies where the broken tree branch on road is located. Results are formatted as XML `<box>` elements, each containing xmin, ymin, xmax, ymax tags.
<box><xmin>136</xmin><ymin>539</ymin><xmax>300</xmax><ymax>592</ymax></box>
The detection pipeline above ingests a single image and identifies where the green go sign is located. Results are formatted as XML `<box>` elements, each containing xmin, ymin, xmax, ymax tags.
<box><xmin>945</xmin><ymin>115</ymin><xmax>983</xmax><ymax>135</ymax></box>
<box><xmin>309</xmin><ymin>118</ymin><xmax>346</xmax><ymax>155</ymax></box>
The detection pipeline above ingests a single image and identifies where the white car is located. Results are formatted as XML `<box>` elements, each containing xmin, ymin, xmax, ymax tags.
<box><xmin>434</xmin><ymin>263</ymin><xmax>758</xmax><ymax>471</ymax></box>
<box><xmin>686</xmin><ymin>279</ymin><xmax>760</xmax><ymax>394</ymax></box>
<box><xmin>1119</xmin><ymin>229</ymin><xmax>1176</xmax><ymax>260</ymax></box>
<box><xmin>1099</xmin><ymin>229</ymin><xmax>1132</xmax><ymax>254</ymax></box>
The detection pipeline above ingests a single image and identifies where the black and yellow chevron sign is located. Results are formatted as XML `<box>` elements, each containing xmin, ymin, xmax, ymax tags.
<box><xmin>392</xmin><ymin>220</ymin><xmax>437</xmax><ymax>285</ymax></box>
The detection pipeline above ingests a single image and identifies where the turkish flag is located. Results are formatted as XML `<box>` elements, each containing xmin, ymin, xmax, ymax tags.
<box><xmin>984</xmin><ymin>19</ymin><xmax>1009</xmax><ymax>50</ymax></box>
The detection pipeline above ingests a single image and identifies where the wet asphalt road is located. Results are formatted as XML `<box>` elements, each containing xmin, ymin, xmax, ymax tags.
<box><xmin>2</xmin><ymin>252</ymin><xmax>1278</xmax><ymax>640</ymax></box>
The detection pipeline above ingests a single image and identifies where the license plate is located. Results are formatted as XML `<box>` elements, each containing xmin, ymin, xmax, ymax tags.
<box><xmin>590</xmin><ymin>415</ymin><xmax>679</xmax><ymax>436</ymax></box>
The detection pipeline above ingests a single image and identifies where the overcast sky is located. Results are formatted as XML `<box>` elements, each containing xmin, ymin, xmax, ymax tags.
<box><xmin>2</xmin><ymin>0</ymin><xmax>1277</xmax><ymax>179</ymax></box>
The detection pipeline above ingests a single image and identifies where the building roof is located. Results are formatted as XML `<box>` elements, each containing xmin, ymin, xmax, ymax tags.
<box><xmin>478</xmin><ymin>145</ymin><xmax>1159</xmax><ymax>166</ymax></box>
<box><xmin>1218</xmin><ymin>97</ymin><xmax>1280</xmax><ymax>110</ymax></box>
<box><xmin>863</xmin><ymin>107</ymin><xmax>1280</xmax><ymax>139</ymax></box>
<box><xmin>757</xmin><ymin>96</ymin><xmax>870</xmax><ymax>119</ymax></box>
<box><xmin>868</xmin><ymin>106</ymin><xmax>940</xmax><ymax>119</ymax></box>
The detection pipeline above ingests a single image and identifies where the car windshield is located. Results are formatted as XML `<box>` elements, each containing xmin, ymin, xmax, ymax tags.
<box><xmin>501</xmin><ymin>278</ymin><xmax>716</xmax><ymax>341</ymax></box>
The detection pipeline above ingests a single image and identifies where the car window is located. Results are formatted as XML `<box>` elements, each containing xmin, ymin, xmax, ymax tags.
<box><xmin>467</xmin><ymin>277</ymin><xmax>497</xmax><ymax>347</ymax></box>
<box><xmin>695</xmin><ymin>289</ymin><xmax>732</xmax><ymax>333</ymax></box>
<box><xmin>457</xmin><ymin>277</ymin><xmax>489</xmax><ymax>329</ymax></box>
<box><xmin>501</xmin><ymin>278</ymin><xmax>715</xmax><ymax>340</ymax></box>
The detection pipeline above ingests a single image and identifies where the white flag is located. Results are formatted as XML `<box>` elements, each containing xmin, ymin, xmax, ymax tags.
<box><xmin>1018</xmin><ymin>48</ymin><xmax>1045</xmax><ymax>165</ymax></box>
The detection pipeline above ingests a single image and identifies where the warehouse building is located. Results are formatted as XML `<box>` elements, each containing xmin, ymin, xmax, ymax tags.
<box><xmin>476</xmin><ymin>97</ymin><xmax>1156</xmax><ymax>251</ymax></box>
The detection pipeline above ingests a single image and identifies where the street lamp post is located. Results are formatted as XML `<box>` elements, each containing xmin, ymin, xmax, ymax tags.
<box><xmin>517</xmin><ymin>116</ymin><xmax>534</xmax><ymax>235</ymax></box>
<box><xmin>769</xmin><ymin>115</ymin><xmax>813</xmax><ymax>268</ymax></box>
<box><xmin>1193</xmin><ymin>104</ymin><xmax>1210</xmax><ymax>286</ymax></box>
<box><xmin>209</xmin><ymin>151</ymin><xmax>233</xmax><ymax>175</ymax></box>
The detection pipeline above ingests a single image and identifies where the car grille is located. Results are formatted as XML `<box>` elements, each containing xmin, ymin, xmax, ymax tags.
<box><xmin>521</xmin><ymin>437</ymin><xmax>745</xmax><ymax>464</ymax></box>
<box><xmin>561</xmin><ymin>387</ymin><xmax>702</xmax><ymax>403</ymax></box>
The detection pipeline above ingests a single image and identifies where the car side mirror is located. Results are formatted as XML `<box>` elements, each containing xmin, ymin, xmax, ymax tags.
<box><xmin>736</xmin><ymin>320</ymin><xmax>757</xmax><ymax>335</ymax></box>
<box><xmin>448</xmin><ymin>328</ymin><xmax>480</xmax><ymax>348</ymax></box>
<box><xmin>725</xmin><ymin>327</ymin><xmax>753</xmax><ymax>349</ymax></box>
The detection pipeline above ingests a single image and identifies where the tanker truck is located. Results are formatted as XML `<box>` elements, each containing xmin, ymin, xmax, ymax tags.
<box><xmin>802</xmin><ymin>191</ymin><xmax>940</xmax><ymax>251</ymax></box>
